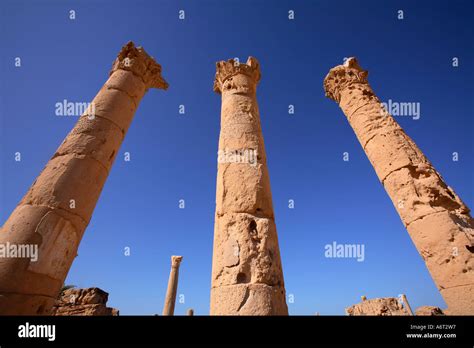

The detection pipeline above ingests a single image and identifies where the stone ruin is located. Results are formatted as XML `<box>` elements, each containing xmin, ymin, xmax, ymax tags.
<box><xmin>415</xmin><ymin>306</ymin><xmax>445</xmax><ymax>316</ymax></box>
<box><xmin>346</xmin><ymin>297</ymin><xmax>445</xmax><ymax>316</ymax></box>
<box><xmin>346</xmin><ymin>297</ymin><xmax>410</xmax><ymax>316</ymax></box>
<box><xmin>0</xmin><ymin>44</ymin><xmax>471</xmax><ymax>316</ymax></box>
<box><xmin>52</xmin><ymin>287</ymin><xmax>118</xmax><ymax>316</ymax></box>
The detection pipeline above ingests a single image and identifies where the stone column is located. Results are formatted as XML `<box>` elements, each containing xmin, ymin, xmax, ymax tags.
<box><xmin>324</xmin><ymin>57</ymin><xmax>474</xmax><ymax>315</ymax></box>
<box><xmin>0</xmin><ymin>42</ymin><xmax>168</xmax><ymax>315</ymax></box>
<box><xmin>210</xmin><ymin>57</ymin><xmax>288</xmax><ymax>315</ymax></box>
<box><xmin>162</xmin><ymin>255</ymin><xmax>183</xmax><ymax>316</ymax></box>
<box><xmin>401</xmin><ymin>294</ymin><xmax>414</xmax><ymax>315</ymax></box>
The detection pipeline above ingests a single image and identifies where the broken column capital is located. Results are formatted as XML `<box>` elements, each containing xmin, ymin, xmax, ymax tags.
<box><xmin>110</xmin><ymin>41</ymin><xmax>169</xmax><ymax>90</ymax></box>
<box><xmin>171</xmin><ymin>255</ymin><xmax>183</xmax><ymax>268</ymax></box>
<box><xmin>213</xmin><ymin>57</ymin><xmax>261</xmax><ymax>94</ymax></box>
<box><xmin>323</xmin><ymin>57</ymin><xmax>369</xmax><ymax>103</ymax></box>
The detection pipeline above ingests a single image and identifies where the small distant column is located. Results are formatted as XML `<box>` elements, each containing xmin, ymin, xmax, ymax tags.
<box><xmin>401</xmin><ymin>294</ymin><xmax>414</xmax><ymax>316</ymax></box>
<box><xmin>162</xmin><ymin>256</ymin><xmax>183</xmax><ymax>316</ymax></box>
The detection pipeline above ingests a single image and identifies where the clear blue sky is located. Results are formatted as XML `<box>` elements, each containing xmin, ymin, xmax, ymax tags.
<box><xmin>1</xmin><ymin>0</ymin><xmax>472</xmax><ymax>315</ymax></box>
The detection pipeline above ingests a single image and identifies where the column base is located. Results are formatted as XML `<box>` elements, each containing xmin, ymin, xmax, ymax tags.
<box><xmin>210</xmin><ymin>283</ymin><xmax>288</xmax><ymax>315</ymax></box>
<box><xmin>441</xmin><ymin>284</ymin><xmax>474</xmax><ymax>315</ymax></box>
<box><xmin>0</xmin><ymin>292</ymin><xmax>56</xmax><ymax>315</ymax></box>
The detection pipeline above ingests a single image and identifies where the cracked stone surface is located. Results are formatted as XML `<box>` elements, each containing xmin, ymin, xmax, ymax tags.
<box><xmin>415</xmin><ymin>305</ymin><xmax>445</xmax><ymax>316</ymax></box>
<box><xmin>211</xmin><ymin>57</ymin><xmax>288</xmax><ymax>315</ymax></box>
<box><xmin>0</xmin><ymin>42</ymin><xmax>167</xmax><ymax>315</ymax></box>
<box><xmin>324</xmin><ymin>57</ymin><xmax>474</xmax><ymax>315</ymax></box>
<box><xmin>52</xmin><ymin>287</ymin><xmax>119</xmax><ymax>316</ymax></box>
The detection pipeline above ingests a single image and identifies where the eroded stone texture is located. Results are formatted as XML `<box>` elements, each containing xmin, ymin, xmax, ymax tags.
<box><xmin>52</xmin><ymin>287</ymin><xmax>119</xmax><ymax>316</ymax></box>
<box><xmin>210</xmin><ymin>57</ymin><xmax>288</xmax><ymax>315</ymax></box>
<box><xmin>346</xmin><ymin>297</ymin><xmax>410</xmax><ymax>316</ymax></box>
<box><xmin>324</xmin><ymin>58</ymin><xmax>474</xmax><ymax>315</ymax></box>
<box><xmin>0</xmin><ymin>42</ymin><xmax>168</xmax><ymax>315</ymax></box>
<box><xmin>162</xmin><ymin>255</ymin><xmax>182</xmax><ymax>316</ymax></box>
<box><xmin>415</xmin><ymin>306</ymin><xmax>445</xmax><ymax>316</ymax></box>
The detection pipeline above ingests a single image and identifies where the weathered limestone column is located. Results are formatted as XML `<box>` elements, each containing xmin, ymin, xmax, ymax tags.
<box><xmin>324</xmin><ymin>57</ymin><xmax>474</xmax><ymax>315</ymax></box>
<box><xmin>210</xmin><ymin>57</ymin><xmax>288</xmax><ymax>315</ymax></box>
<box><xmin>0</xmin><ymin>42</ymin><xmax>168</xmax><ymax>315</ymax></box>
<box><xmin>162</xmin><ymin>256</ymin><xmax>183</xmax><ymax>316</ymax></box>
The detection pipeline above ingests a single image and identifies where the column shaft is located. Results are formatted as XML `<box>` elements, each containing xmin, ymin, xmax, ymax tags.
<box><xmin>401</xmin><ymin>294</ymin><xmax>414</xmax><ymax>315</ymax></box>
<box><xmin>210</xmin><ymin>57</ymin><xmax>288</xmax><ymax>315</ymax></box>
<box><xmin>162</xmin><ymin>256</ymin><xmax>182</xmax><ymax>316</ymax></box>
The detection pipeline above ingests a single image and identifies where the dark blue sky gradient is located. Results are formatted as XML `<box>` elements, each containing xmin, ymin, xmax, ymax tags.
<box><xmin>1</xmin><ymin>0</ymin><xmax>473</xmax><ymax>314</ymax></box>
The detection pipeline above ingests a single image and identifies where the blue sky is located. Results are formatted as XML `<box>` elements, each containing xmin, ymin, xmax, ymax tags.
<box><xmin>1</xmin><ymin>0</ymin><xmax>473</xmax><ymax>315</ymax></box>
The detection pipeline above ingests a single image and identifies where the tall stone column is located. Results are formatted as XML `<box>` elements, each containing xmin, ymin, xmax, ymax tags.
<box><xmin>162</xmin><ymin>255</ymin><xmax>183</xmax><ymax>316</ymax></box>
<box><xmin>324</xmin><ymin>57</ymin><xmax>474</xmax><ymax>315</ymax></box>
<box><xmin>0</xmin><ymin>42</ymin><xmax>168</xmax><ymax>315</ymax></box>
<box><xmin>210</xmin><ymin>57</ymin><xmax>288</xmax><ymax>315</ymax></box>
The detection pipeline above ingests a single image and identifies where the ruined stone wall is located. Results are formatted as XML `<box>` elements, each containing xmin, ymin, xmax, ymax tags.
<box><xmin>346</xmin><ymin>297</ymin><xmax>410</xmax><ymax>316</ymax></box>
<box><xmin>52</xmin><ymin>287</ymin><xmax>119</xmax><ymax>316</ymax></box>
